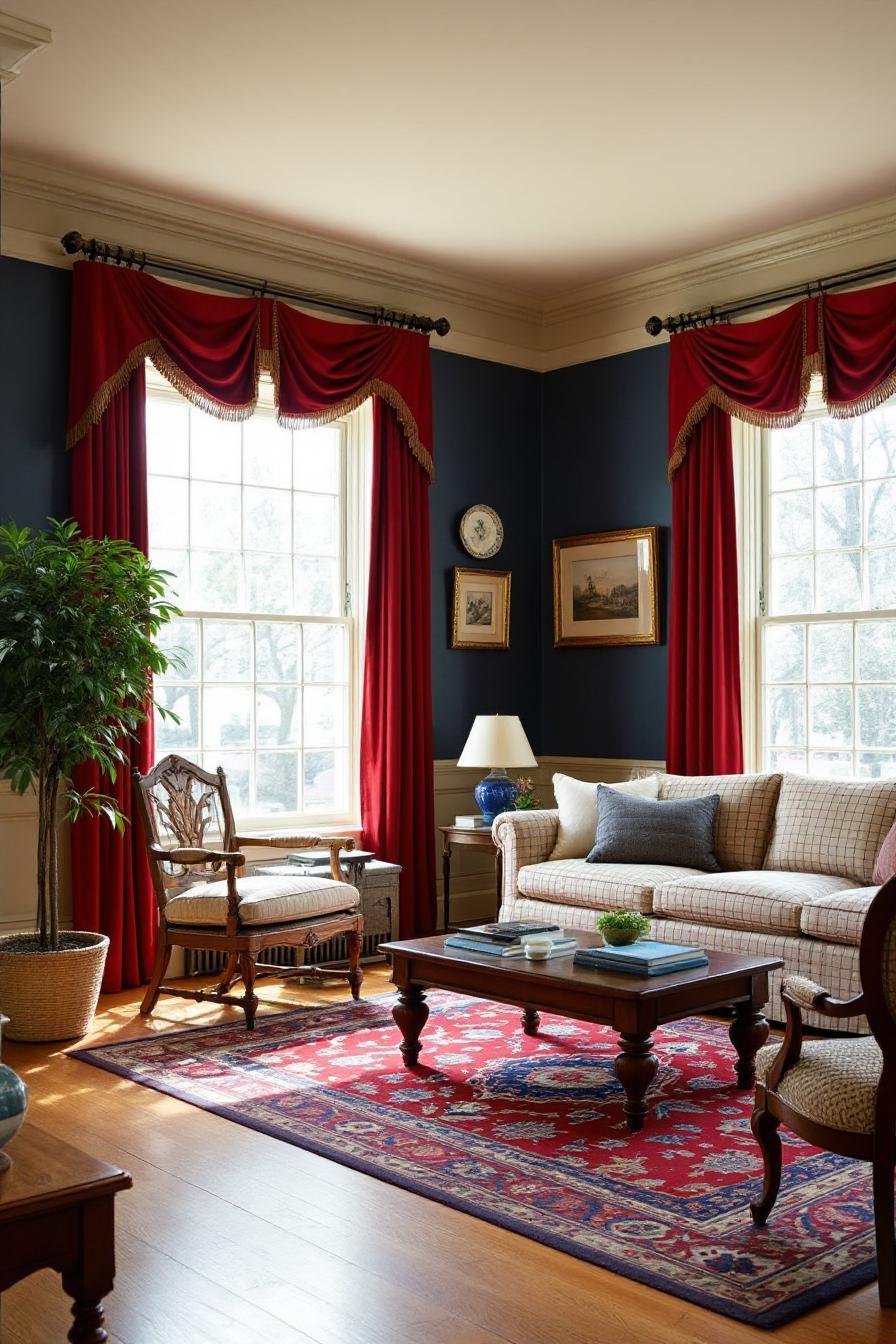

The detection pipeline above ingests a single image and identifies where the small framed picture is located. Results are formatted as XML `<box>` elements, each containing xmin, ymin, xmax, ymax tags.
<box><xmin>451</xmin><ymin>567</ymin><xmax>511</xmax><ymax>649</ymax></box>
<box><xmin>552</xmin><ymin>527</ymin><xmax>660</xmax><ymax>647</ymax></box>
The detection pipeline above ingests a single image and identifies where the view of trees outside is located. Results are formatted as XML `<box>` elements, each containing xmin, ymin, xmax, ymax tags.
<box><xmin>146</xmin><ymin>391</ymin><xmax>352</xmax><ymax>817</ymax></box>
<box><xmin>762</xmin><ymin>403</ymin><xmax>896</xmax><ymax>777</ymax></box>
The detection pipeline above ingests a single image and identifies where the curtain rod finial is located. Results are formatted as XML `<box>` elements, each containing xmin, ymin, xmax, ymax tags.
<box><xmin>645</xmin><ymin>315</ymin><xmax>665</xmax><ymax>337</ymax></box>
<box><xmin>61</xmin><ymin>231</ymin><xmax>84</xmax><ymax>256</ymax></box>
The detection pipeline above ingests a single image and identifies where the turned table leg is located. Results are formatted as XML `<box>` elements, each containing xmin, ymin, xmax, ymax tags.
<box><xmin>729</xmin><ymin>1003</ymin><xmax>769</xmax><ymax>1089</ymax></box>
<box><xmin>614</xmin><ymin>1033</ymin><xmax>659</xmax><ymax>1132</ymax></box>
<box><xmin>393</xmin><ymin>985</ymin><xmax>429</xmax><ymax>1066</ymax></box>
<box><xmin>521</xmin><ymin>1007</ymin><xmax>541</xmax><ymax>1036</ymax></box>
<box><xmin>62</xmin><ymin>1198</ymin><xmax>115</xmax><ymax>1342</ymax></box>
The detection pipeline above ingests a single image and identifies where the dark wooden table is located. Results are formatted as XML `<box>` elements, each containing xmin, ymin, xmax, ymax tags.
<box><xmin>0</xmin><ymin>1124</ymin><xmax>132</xmax><ymax>1341</ymax></box>
<box><xmin>439</xmin><ymin>825</ymin><xmax>502</xmax><ymax>930</ymax></box>
<box><xmin>382</xmin><ymin>932</ymin><xmax>783</xmax><ymax>1132</ymax></box>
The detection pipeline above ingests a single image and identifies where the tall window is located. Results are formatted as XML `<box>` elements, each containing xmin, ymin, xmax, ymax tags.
<box><xmin>742</xmin><ymin>388</ymin><xmax>896</xmax><ymax>777</ymax></box>
<box><xmin>146</xmin><ymin>369</ymin><xmax>370</xmax><ymax>825</ymax></box>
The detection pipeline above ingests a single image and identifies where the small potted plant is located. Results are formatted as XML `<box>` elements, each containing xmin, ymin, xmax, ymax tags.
<box><xmin>0</xmin><ymin>520</ymin><xmax>177</xmax><ymax>1042</ymax></box>
<box><xmin>513</xmin><ymin>777</ymin><xmax>539</xmax><ymax>810</ymax></box>
<box><xmin>596</xmin><ymin>911</ymin><xmax>652</xmax><ymax>946</ymax></box>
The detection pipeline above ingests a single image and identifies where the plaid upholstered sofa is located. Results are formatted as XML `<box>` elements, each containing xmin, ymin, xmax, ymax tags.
<box><xmin>494</xmin><ymin>772</ymin><xmax>896</xmax><ymax>1032</ymax></box>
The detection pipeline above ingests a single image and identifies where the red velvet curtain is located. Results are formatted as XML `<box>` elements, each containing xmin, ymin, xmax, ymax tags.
<box><xmin>667</xmin><ymin>279</ymin><xmax>896</xmax><ymax>774</ymax></box>
<box><xmin>666</xmin><ymin>407</ymin><xmax>743</xmax><ymax>774</ymax></box>
<box><xmin>70</xmin><ymin>370</ymin><xmax>157</xmax><ymax>991</ymax></box>
<box><xmin>361</xmin><ymin>403</ymin><xmax>436</xmax><ymax>936</ymax></box>
<box><xmin>67</xmin><ymin>262</ymin><xmax>436</xmax><ymax>981</ymax></box>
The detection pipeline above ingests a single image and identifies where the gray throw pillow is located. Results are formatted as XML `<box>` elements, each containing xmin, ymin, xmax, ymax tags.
<box><xmin>586</xmin><ymin>785</ymin><xmax>721</xmax><ymax>872</ymax></box>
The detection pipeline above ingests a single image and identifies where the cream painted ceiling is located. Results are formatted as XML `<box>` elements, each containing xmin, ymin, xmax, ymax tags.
<box><xmin>5</xmin><ymin>0</ymin><xmax>896</xmax><ymax>295</ymax></box>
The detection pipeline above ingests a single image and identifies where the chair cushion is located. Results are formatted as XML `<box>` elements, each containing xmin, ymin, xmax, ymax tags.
<box><xmin>799</xmin><ymin>887</ymin><xmax>878</xmax><ymax>946</ymax></box>
<box><xmin>587</xmin><ymin>788</ymin><xmax>721</xmax><ymax>871</ymax></box>
<box><xmin>653</xmin><ymin>870</ymin><xmax>854</xmax><ymax>935</ymax></box>
<box><xmin>165</xmin><ymin>874</ymin><xmax>360</xmax><ymax>927</ymax></box>
<box><xmin>549</xmin><ymin>772</ymin><xmax>660</xmax><ymax>860</ymax></box>
<box><xmin>764</xmin><ymin>773</ymin><xmax>896</xmax><ymax>886</ymax></box>
<box><xmin>516</xmin><ymin>860</ymin><xmax>705</xmax><ymax>914</ymax></box>
<box><xmin>658</xmin><ymin>772</ymin><xmax>782</xmax><ymax>870</ymax></box>
<box><xmin>755</xmin><ymin>1035</ymin><xmax>882</xmax><ymax>1133</ymax></box>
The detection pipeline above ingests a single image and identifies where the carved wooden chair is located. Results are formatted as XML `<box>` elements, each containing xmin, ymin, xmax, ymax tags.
<box><xmin>750</xmin><ymin>873</ymin><xmax>896</xmax><ymax>1307</ymax></box>
<box><xmin>133</xmin><ymin>753</ymin><xmax>364</xmax><ymax>1029</ymax></box>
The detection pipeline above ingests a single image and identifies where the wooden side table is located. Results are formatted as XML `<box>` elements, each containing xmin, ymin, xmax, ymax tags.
<box><xmin>439</xmin><ymin>825</ymin><xmax>503</xmax><ymax>930</ymax></box>
<box><xmin>0</xmin><ymin>1123</ymin><xmax>132</xmax><ymax>1341</ymax></box>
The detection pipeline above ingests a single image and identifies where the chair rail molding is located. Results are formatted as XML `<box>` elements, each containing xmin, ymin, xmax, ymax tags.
<box><xmin>5</xmin><ymin>155</ymin><xmax>896</xmax><ymax>369</ymax></box>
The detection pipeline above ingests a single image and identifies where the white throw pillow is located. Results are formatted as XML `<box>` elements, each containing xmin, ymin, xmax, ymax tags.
<box><xmin>549</xmin><ymin>772</ymin><xmax>661</xmax><ymax>860</ymax></box>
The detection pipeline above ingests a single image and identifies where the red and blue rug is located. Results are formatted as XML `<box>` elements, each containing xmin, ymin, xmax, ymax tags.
<box><xmin>71</xmin><ymin>993</ymin><xmax>878</xmax><ymax>1326</ymax></box>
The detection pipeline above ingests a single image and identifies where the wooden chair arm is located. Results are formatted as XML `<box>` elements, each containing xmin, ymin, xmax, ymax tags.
<box><xmin>149</xmin><ymin>845</ymin><xmax>245</xmax><ymax>866</ymax></box>
<box><xmin>783</xmin><ymin>973</ymin><xmax>866</xmax><ymax>1020</ymax></box>
<box><xmin>762</xmin><ymin>981</ymin><xmax>866</xmax><ymax>1094</ymax></box>
<box><xmin>233</xmin><ymin>834</ymin><xmax>356</xmax><ymax>882</ymax></box>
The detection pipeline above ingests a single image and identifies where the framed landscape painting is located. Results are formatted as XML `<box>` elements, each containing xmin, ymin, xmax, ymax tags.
<box><xmin>552</xmin><ymin>527</ymin><xmax>659</xmax><ymax>647</ymax></box>
<box><xmin>451</xmin><ymin>567</ymin><xmax>511</xmax><ymax>649</ymax></box>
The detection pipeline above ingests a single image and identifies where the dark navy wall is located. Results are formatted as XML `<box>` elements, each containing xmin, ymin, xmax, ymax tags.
<box><xmin>430</xmin><ymin>350</ymin><xmax>542</xmax><ymax>759</ymax></box>
<box><xmin>541</xmin><ymin>344</ymin><xmax>670</xmax><ymax>760</ymax></box>
<box><xmin>0</xmin><ymin>257</ymin><xmax>71</xmax><ymax>528</ymax></box>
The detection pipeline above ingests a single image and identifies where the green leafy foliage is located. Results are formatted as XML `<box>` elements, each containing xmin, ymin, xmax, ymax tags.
<box><xmin>0</xmin><ymin>519</ymin><xmax>179</xmax><ymax>949</ymax></box>
<box><xmin>595</xmin><ymin>910</ymin><xmax>652</xmax><ymax>946</ymax></box>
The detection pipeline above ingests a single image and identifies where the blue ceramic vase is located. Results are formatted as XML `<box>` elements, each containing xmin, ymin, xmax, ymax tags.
<box><xmin>473</xmin><ymin>769</ymin><xmax>518</xmax><ymax>825</ymax></box>
<box><xmin>0</xmin><ymin>1015</ymin><xmax>27</xmax><ymax>1173</ymax></box>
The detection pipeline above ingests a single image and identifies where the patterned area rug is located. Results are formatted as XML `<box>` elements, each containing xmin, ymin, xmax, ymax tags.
<box><xmin>71</xmin><ymin>994</ymin><xmax>877</xmax><ymax>1326</ymax></box>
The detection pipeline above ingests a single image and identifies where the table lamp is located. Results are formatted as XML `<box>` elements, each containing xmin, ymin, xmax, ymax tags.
<box><xmin>456</xmin><ymin>714</ymin><xmax>538</xmax><ymax>824</ymax></box>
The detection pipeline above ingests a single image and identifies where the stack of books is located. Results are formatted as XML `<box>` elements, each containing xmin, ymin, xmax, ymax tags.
<box><xmin>454</xmin><ymin>815</ymin><xmax>488</xmax><ymax>829</ymax></box>
<box><xmin>573</xmin><ymin>940</ymin><xmax>709</xmax><ymax>976</ymax></box>
<box><xmin>445</xmin><ymin>921</ymin><xmax>578</xmax><ymax>959</ymax></box>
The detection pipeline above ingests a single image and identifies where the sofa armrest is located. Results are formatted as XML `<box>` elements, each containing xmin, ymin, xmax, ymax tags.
<box><xmin>492</xmin><ymin>810</ymin><xmax>560</xmax><ymax>904</ymax></box>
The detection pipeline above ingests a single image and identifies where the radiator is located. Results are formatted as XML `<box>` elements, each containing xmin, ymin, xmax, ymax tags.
<box><xmin>184</xmin><ymin>858</ymin><xmax>399</xmax><ymax>978</ymax></box>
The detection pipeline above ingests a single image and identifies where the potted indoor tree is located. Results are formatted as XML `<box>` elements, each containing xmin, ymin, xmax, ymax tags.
<box><xmin>0</xmin><ymin>520</ymin><xmax>177</xmax><ymax>1041</ymax></box>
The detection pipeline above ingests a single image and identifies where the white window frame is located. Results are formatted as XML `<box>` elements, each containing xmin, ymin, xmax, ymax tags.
<box><xmin>146</xmin><ymin>364</ymin><xmax>371</xmax><ymax>830</ymax></box>
<box><xmin>736</xmin><ymin>382</ymin><xmax>896</xmax><ymax>776</ymax></box>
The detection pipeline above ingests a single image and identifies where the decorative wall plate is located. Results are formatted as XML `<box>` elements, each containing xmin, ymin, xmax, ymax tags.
<box><xmin>460</xmin><ymin>504</ymin><xmax>504</xmax><ymax>559</ymax></box>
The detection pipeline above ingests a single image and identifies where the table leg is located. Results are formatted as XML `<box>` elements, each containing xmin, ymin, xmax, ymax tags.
<box><xmin>393</xmin><ymin>985</ymin><xmax>429</xmax><ymax>1066</ymax></box>
<box><xmin>442</xmin><ymin>840</ymin><xmax>452</xmax><ymax>932</ymax></box>
<box><xmin>729</xmin><ymin>1003</ymin><xmax>769</xmax><ymax>1089</ymax></box>
<box><xmin>614</xmin><ymin>1033</ymin><xmax>658</xmax><ymax>1132</ymax></box>
<box><xmin>521</xmin><ymin>1007</ymin><xmax>540</xmax><ymax>1036</ymax></box>
<box><xmin>62</xmin><ymin>1197</ymin><xmax>115</xmax><ymax>1342</ymax></box>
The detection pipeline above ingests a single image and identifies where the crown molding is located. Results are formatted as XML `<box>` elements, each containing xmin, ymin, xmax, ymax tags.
<box><xmin>1</xmin><ymin>155</ymin><xmax>545</xmax><ymax>368</ymax></box>
<box><xmin>5</xmin><ymin>155</ymin><xmax>896</xmax><ymax>372</ymax></box>
<box><xmin>0</xmin><ymin>11</ymin><xmax>51</xmax><ymax>85</ymax></box>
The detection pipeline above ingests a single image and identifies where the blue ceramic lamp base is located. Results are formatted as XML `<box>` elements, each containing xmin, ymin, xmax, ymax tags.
<box><xmin>474</xmin><ymin>768</ymin><xmax>518</xmax><ymax>825</ymax></box>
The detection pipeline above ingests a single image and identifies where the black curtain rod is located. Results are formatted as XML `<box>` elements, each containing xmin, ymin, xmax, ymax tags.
<box><xmin>645</xmin><ymin>255</ymin><xmax>896</xmax><ymax>337</ymax></box>
<box><xmin>60</xmin><ymin>230</ymin><xmax>451</xmax><ymax>337</ymax></box>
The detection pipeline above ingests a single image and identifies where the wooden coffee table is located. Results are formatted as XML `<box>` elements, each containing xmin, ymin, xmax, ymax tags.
<box><xmin>381</xmin><ymin>932</ymin><xmax>783</xmax><ymax>1132</ymax></box>
<box><xmin>0</xmin><ymin>1123</ymin><xmax>132</xmax><ymax>1340</ymax></box>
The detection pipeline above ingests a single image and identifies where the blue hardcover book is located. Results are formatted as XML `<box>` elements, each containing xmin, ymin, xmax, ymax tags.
<box><xmin>587</xmin><ymin>940</ymin><xmax>704</xmax><ymax>967</ymax></box>
<box><xmin>445</xmin><ymin>936</ymin><xmax>525</xmax><ymax>958</ymax></box>
<box><xmin>574</xmin><ymin>951</ymin><xmax>708</xmax><ymax>975</ymax></box>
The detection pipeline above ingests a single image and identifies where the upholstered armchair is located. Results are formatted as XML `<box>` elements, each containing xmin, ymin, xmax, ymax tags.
<box><xmin>133</xmin><ymin>754</ymin><xmax>364</xmax><ymax>1029</ymax></box>
<box><xmin>750</xmin><ymin>874</ymin><xmax>896</xmax><ymax>1307</ymax></box>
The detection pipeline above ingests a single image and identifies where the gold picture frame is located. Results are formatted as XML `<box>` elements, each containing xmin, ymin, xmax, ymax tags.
<box><xmin>552</xmin><ymin>527</ymin><xmax>660</xmax><ymax>647</ymax></box>
<box><xmin>451</xmin><ymin>567</ymin><xmax>511</xmax><ymax>649</ymax></box>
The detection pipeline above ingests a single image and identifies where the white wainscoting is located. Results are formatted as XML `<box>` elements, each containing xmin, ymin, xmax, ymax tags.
<box><xmin>0</xmin><ymin>782</ymin><xmax>72</xmax><ymax>934</ymax></box>
<box><xmin>433</xmin><ymin>756</ymin><xmax>665</xmax><ymax>928</ymax></box>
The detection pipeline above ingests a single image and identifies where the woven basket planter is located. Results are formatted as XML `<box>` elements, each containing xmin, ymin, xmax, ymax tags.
<box><xmin>0</xmin><ymin>932</ymin><xmax>110</xmax><ymax>1042</ymax></box>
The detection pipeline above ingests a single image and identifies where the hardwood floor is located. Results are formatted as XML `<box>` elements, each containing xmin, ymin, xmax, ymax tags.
<box><xmin>0</xmin><ymin>968</ymin><xmax>888</xmax><ymax>1344</ymax></box>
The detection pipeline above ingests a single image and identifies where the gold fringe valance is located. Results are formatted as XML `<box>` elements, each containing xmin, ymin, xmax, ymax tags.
<box><xmin>667</xmin><ymin>289</ymin><xmax>896</xmax><ymax>479</ymax></box>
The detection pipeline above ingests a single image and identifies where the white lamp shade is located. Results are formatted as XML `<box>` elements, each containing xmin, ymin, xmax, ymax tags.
<box><xmin>457</xmin><ymin>715</ymin><xmax>538</xmax><ymax>769</ymax></box>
